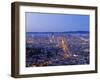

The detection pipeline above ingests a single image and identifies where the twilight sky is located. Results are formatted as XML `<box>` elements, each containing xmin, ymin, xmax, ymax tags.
<box><xmin>25</xmin><ymin>12</ymin><xmax>89</xmax><ymax>32</ymax></box>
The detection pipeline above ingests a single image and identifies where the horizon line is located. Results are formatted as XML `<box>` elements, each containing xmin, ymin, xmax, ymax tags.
<box><xmin>26</xmin><ymin>31</ymin><xmax>89</xmax><ymax>33</ymax></box>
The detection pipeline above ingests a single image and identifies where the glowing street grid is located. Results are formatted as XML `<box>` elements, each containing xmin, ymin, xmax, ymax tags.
<box><xmin>25</xmin><ymin>12</ymin><xmax>90</xmax><ymax>67</ymax></box>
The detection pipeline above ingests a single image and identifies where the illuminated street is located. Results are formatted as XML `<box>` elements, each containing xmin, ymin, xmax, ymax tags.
<box><xmin>26</xmin><ymin>32</ymin><xmax>89</xmax><ymax>67</ymax></box>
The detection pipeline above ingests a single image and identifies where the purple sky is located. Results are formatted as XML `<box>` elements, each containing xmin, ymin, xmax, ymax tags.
<box><xmin>25</xmin><ymin>12</ymin><xmax>89</xmax><ymax>32</ymax></box>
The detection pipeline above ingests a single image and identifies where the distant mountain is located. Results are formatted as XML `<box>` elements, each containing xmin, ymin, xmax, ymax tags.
<box><xmin>64</xmin><ymin>31</ymin><xmax>89</xmax><ymax>33</ymax></box>
<box><xmin>27</xmin><ymin>31</ymin><xmax>89</xmax><ymax>34</ymax></box>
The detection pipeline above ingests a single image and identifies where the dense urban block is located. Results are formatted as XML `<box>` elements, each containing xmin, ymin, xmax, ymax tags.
<box><xmin>26</xmin><ymin>32</ymin><xmax>89</xmax><ymax>67</ymax></box>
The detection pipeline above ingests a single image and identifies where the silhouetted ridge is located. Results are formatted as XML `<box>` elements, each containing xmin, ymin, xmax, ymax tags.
<box><xmin>26</xmin><ymin>31</ymin><xmax>89</xmax><ymax>34</ymax></box>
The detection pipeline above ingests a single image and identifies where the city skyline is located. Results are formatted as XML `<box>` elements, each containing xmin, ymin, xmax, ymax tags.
<box><xmin>26</xmin><ymin>12</ymin><xmax>89</xmax><ymax>32</ymax></box>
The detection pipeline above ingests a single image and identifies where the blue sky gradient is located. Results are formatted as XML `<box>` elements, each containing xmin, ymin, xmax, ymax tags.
<box><xmin>26</xmin><ymin>12</ymin><xmax>89</xmax><ymax>32</ymax></box>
